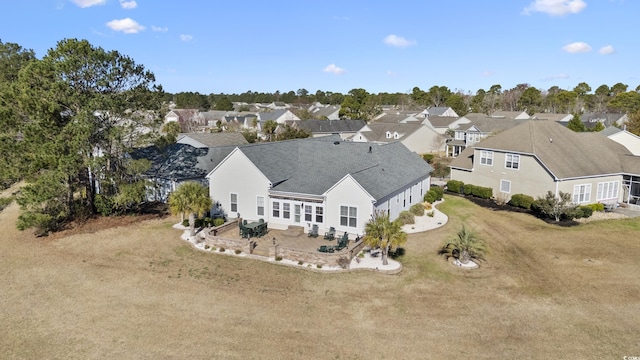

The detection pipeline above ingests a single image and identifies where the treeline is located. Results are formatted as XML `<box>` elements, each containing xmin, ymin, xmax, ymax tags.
<box><xmin>173</xmin><ymin>83</ymin><xmax>640</xmax><ymax>121</ymax></box>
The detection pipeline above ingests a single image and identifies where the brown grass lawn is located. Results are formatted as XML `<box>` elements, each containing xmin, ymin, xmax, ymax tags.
<box><xmin>2</xmin><ymin>189</ymin><xmax>640</xmax><ymax>360</ymax></box>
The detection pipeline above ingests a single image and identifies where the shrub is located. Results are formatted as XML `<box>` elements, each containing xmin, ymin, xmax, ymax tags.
<box><xmin>430</xmin><ymin>186</ymin><xmax>444</xmax><ymax>201</ymax></box>
<box><xmin>409</xmin><ymin>203</ymin><xmax>425</xmax><ymax>216</ymax></box>
<box><xmin>275</xmin><ymin>256</ymin><xmax>282</xmax><ymax>261</ymax></box>
<box><xmin>447</xmin><ymin>180</ymin><xmax>464</xmax><ymax>194</ymax></box>
<box><xmin>575</xmin><ymin>205</ymin><xmax>594</xmax><ymax>219</ymax></box>
<box><xmin>508</xmin><ymin>194</ymin><xmax>535</xmax><ymax>209</ymax></box>
<box><xmin>422</xmin><ymin>153</ymin><xmax>435</xmax><ymax>163</ymax></box>
<box><xmin>219</xmin><ymin>247</ymin><xmax>225</xmax><ymax>252</ymax></box>
<box><xmin>465</xmin><ymin>184</ymin><xmax>492</xmax><ymax>199</ymax></box>
<box><xmin>427</xmin><ymin>211</ymin><xmax>435</xmax><ymax>217</ymax></box>
<box><xmin>204</xmin><ymin>245</ymin><xmax>210</xmax><ymax>250</ymax></box>
<box><xmin>298</xmin><ymin>260</ymin><xmax>304</xmax><ymax>265</ymax></box>
<box><xmin>182</xmin><ymin>219</ymin><xmax>190</xmax><ymax>227</ymax></box>
<box><xmin>585</xmin><ymin>203</ymin><xmax>605</xmax><ymax>212</ymax></box>
<box><xmin>234</xmin><ymin>249</ymin><xmax>241</xmax><ymax>254</ymax></box>
<box><xmin>424</xmin><ymin>190</ymin><xmax>437</xmax><ymax>204</ymax></box>
<box><xmin>94</xmin><ymin>194</ymin><xmax>114</xmax><ymax>216</ymax></box>
<box><xmin>194</xmin><ymin>218</ymin><xmax>205</xmax><ymax>228</ymax></box>
<box><xmin>316</xmin><ymin>264</ymin><xmax>322</xmax><ymax>269</ymax></box>
<box><xmin>213</xmin><ymin>218</ymin><xmax>225</xmax><ymax>226</ymax></box>
<box><xmin>397</xmin><ymin>211</ymin><xmax>415</xmax><ymax>225</ymax></box>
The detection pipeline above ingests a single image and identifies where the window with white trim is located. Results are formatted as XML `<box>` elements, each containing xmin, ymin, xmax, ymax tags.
<box><xmin>505</xmin><ymin>153</ymin><xmax>520</xmax><ymax>169</ymax></box>
<box><xmin>304</xmin><ymin>205</ymin><xmax>312</xmax><ymax>222</ymax></box>
<box><xmin>315</xmin><ymin>206</ymin><xmax>323</xmax><ymax>223</ymax></box>
<box><xmin>596</xmin><ymin>181</ymin><xmax>619</xmax><ymax>201</ymax></box>
<box><xmin>283</xmin><ymin>203</ymin><xmax>290</xmax><ymax>219</ymax></box>
<box><xmin>340</xmin><ymin>206</ymin><xmax>357</xmax><ymax>228</ymax></box>
<box><xmin>455</xmin><ymin>131</ymin><xmax>465</xmax><ymax>140</ymax></box>
<box><xmin>573</xmin><ymin>184</ymin><xmax>592</xmax><ymax>203</ymax></box>
<box><xmin>480</xmin><ymin>150</ymin><xmax>493</xmax><ymax>166</ymax></box>
<box><xmin>500</xmin><ymin>179</ymin><xmax>511</xmax><ymax>193</ymax></box>
<box><xmin>230</xmin><ymin>193</ymin><xmax>238</xmax><ymax>212</ymax></box>
<box><xmin>272</xmin><ymin>201</ymin><xmax>280</xmax><ymax>217</ymax></box>
<box><xmin>256</xmin><ymin>196</ymin><xmax>264</xmax><ymax>216</ymax></box>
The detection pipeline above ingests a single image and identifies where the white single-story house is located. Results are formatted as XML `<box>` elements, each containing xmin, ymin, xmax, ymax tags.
<box><xmin>206</xmin><ymin>136</ymin><xmax>434</xmax><ymax>236</ymax></box>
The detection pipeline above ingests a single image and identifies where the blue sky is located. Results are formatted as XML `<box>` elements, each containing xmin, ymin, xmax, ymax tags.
<box><xmin>1</xmin><ymin>0</ymin><xmax>637</xmax><ymax>95</ymax></box>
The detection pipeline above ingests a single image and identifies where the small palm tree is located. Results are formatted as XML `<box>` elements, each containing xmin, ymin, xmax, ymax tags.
<box><xmin>168</xmin><ymin>182</ymin><xmax>212</xmax><ymax>236</ymax></box>
<box><xmin>363</xmin><ymin>210</ymin><xmax>407</xmax><ymax>265</ymax></box>
<box><xmin>439</xmin><ymin>225</ymin><xmax>487</xmax><ymax>265</ymax></box>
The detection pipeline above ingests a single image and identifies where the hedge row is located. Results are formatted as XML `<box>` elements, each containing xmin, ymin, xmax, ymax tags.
<box><xmin>446</xmin><ymin>180</ymin><xmax>492</xmax><ymax>199</ymax></box>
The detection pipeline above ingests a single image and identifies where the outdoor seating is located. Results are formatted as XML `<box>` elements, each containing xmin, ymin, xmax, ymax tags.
<box><xmin>308</xmin><ymin>224</ymin><xmax>319</xmax><ymax>238</ymax></box>
<box><xmin>324</xmin><ymin>226</ymin><xmax>335</xmax><ymax>240</ymax></box>
<box><xmin>241</xmin><ymin>221</ymin><xmax>268</xmax><ymax>238</ymax></box>
<box><xmin>334</xmin><ymin>232</ymin><xmax>349</xmax><ymax>251</ymax></box>
<box><xmin>317</xmin><ymin>245</ymin><xmax>334</xmax><ymax>253</ymax></box>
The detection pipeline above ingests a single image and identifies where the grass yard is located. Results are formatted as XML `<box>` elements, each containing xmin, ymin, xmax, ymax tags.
<box><xmin>1</xmin><ymin>190</ymin><xmax>640</xmax><ymax>359</ymax></box>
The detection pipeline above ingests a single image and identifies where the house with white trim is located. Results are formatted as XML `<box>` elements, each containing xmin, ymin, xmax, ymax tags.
<box><xmin>206</xmin><ymin>136</ymin><xmax>433</xmax><ymax>236</ymax></box>
<box><xmin>449</xmin><ymin>120</ymin><xmax>640</xmax><ymax>207</ymax></box>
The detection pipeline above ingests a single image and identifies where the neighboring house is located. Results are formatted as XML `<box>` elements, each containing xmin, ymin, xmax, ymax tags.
<box><xmin>449</xmin><ymin>120</ymin><xmax>640</xmax><ymax>207</ymax></box>
<box><xmin>131</xmin><ymin>143</ymin><xmax>236</xmax><ymax>202</ymax></box>
<box><xmin>206</xmin><ymin>136</ymin><xmax>433</xmax><ymax>236</ymax></box>
<box><xmin>351</xmin><ymin>123</ymin><xmax>447</xmax><ymax>154</ymax></box>
<box><xmin>580</xmin><ymin>113</ymin><xmax>628</xmax><ymax>130</ymax></box>
<box><xmin>291</xmin><ymin>119</ymin><xmax>366</xmax><ymax>139</ymax></box>
<box><xmin>421</xmin><ymin>106</ymin><xmax>459</xmax><ymax>118</ymax></box>
<box><xmin>490</xmin><ymin>110</ymin><xmax>530</xmax><ymax>120</ymax></box>
<box><xmin>531</xmin><ymin>112</ymin><xmax>573</xmax><ymax>122</ymax></box>
<box><xmin>267</xmin><ymin>101</ymin><xmax>289</xmax><ymax>110</ymax></box>
<box><xmin>308</xmin><ymin>104</ymin><xmax>341</xmax><ymax>120</ymax></box>
<box><xmin>423</xmin><ymin>115</ymin><xmax>471</xmax><ymax>135</ymax></box>
<box><xmin>164</xmin><ymin>109</ymin><xmax>205</xmax><ymax>132</ymax></box>
<box><xmin>601</xmin><ymin>127</ymin><xmax>640</xmax><ymax>156</ymax></box>
<box><xmin>446</xmin><ymin>117</ymin><xmax>523</xmax><ymax>157</ymax></box>
<box><xmin>176</xmin><ymin>132</ymin><xmax>248</xmax><ymax>148</ymax></box>
<box><xmin>256</xmin><ymin>109</ymin><xmax>300</xmax><ymax>124</ymax></box>
<box><xmin>371</xmin><ymin>111</ymin><xmax>422</xmax><ymax>124</ymax></box>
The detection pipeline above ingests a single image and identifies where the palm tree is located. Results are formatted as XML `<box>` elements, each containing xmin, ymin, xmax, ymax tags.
<box><xmin>168</xmin><ymin>181</ymin><xmax>212</xmax><ymax>236</ymax></box>
<box><xmin>439</xmin><ymin>225</ymin><xmax>487</xmax><ymax>265</ymax></box>
<box><xmin>363</xmin><ymin>210</ymin><xmax>407</xmax><ymax>265</ymax></box>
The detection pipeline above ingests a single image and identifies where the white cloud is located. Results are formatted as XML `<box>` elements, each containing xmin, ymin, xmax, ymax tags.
<box><xmin>562</xmin><ymin>41</ymin><xmax>591</xmax><ymax>53</ymax></box>
<box><xmin>543</xmin><ymin>73</ymin><xmax>570</xmax><ymax>81</ymax></box>
<box><xmin>481</xmin><ymin>70</ymin><xmax>495</xmax><ymax>77</ymax></box>
<box><xmin>383</xmin><ymin>34</ymin><xmax>417</xmax><ymax>48</ymax></box>
<box><xmin>323</xmin><ymin>64</ymin><xmax>346</xmax><ymax>75</ymax></box>
<box><xmin>106</xmin><ymin>18</ymin><xmax>145</xmax><ymax>34</ymax></box>
<box><xmin>523</xmin><ymin>0</ymin><xmax>587</xmax><ymax>16</ymax></box>
<box><xmin>119</xmin><ymin>0</ymin><xmax>137</xmax><ymax>9</ymax></box>
<box><xmin>151</xmin><ymin>25</ymin><xmax>168</xmax><ymax>32</ymax></box>
<box><xmin>599</xmin><ymin>45</ymin><xmax>615</xmax><ymax>54</ymax></box>
<box><xmin>180</xmin><ymin>34</ymin><xmax>193</xmax><ymax>42</ymax></box>
<box><xmin>71</xmin><ymin>0</ymin><xmax>106</xmax><ymax>8</ymax></box>
<box><xmin>386</xmin><ymin>70</ymin><xmax>398</xmax><ymax>77</ymax></box>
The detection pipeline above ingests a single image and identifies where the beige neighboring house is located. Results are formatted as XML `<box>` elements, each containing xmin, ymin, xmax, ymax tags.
<box><xmin>371</xmin><ymin>111</ymin><xmax>422</xmax><ymax>124</ymax></box>
<box><xmin>601</xmin><ymin>127</ymin><xmax>640</xmax><ymax>156</ymax></box>
<box><xmin>352</xmin><ymin>123</ymin><xmax>446</xmax><ymax>154</ymax></box>
<box><xmin>423</xmin><ymin>115</ymin><xmax>471</xmax><ymax>135</ymax></box>
<box><xmin>308</xmin><ymin>104</ymin><xmax>341</xmax><ymax>120</ymax></box>
<box><xmin>176</xmin><ymin>132</ymin><xmax>249</xmax><ymax>149</ymax></box>
<box><xmin>256</xmin><ymin>109</ymin><xmax>300</xmax><ymax>124</ymax></box>
<box><xmin>490</xmin><ymin>110</ymin><xmax>530</xmax><ymax>120</ymax></box>
<box><xmin>446</xmin><ymin>117</ymin><xmax>523</xmax><ymax>157</ymax></box>
<box><xmin>531</xmin><ymin>112</ymin><xmax>573</xmax><ymax>122</ymax></box>
<box><xmin>420</xmin><ymin>106</ymin><xmax>459</xmax><ymax>118</ymax></box>
<box><xmin>450</xmin><ymin>120</ymin><xmax>640</xmax><ymax>207</ymax></box>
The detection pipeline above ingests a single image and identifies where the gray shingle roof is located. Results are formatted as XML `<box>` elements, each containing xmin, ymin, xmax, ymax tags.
<box><xmin>177</xmin><ymin>132</ymin><xmax>248</xmax><ymax>148</ymax></box>
<box><xmin>426</xmin><ymin>107</ymin><xmax>453</xmax><ymax>116</ymax></box>
<box><xmin>460</xmin><ymin>117</ymin><xmax>524</xmax><ymax>133</ymax></box>
<box><xmin>451</xmin><ymin>120</ymin><xmax>637</xmax><ymax>179</ymax></box>
<box><xmin>294</xmin><ymin>119</ymin><xmax>366</xmax><ymax>134</ymax></box>
<box><xmin>357</xmin><ymin>123</ymin><xmax>424</xmax><ymax>142</ymax></box>
<box><xmin>237</xmin><ymin>136</ymin><xmax>432</xmax><ymax>201</ymax></box>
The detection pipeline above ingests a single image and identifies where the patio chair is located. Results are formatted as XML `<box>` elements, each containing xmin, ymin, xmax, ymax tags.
<box><xmin>324</xmin><ymin>227</ymin><xmax>335</xmax><ymax>240</ymax></box>
<box><xmin>308</xmin><ymin>224</ymin><xmax>319</xmax><ymax>238</ymax></box>
<box><xmin>318</xmin><ymin>245</ymin><xmax>328</xmax><ymax>253</ymax></box>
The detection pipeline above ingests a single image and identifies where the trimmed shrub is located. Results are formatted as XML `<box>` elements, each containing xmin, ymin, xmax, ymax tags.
<box><xmin>585</xmin><ymin>203</ymin><xmax>605</xmax><ymax>212</ymax></box>
<box><xmin>181</xmin><ymin>219</ymin><xmax>190</xmax><ymax>227</ymax></box>
<box><xmin>424</xmin><ymin>190</ymin><xmax>437</xmax><ymax>204</ymax></box>
<box><xmin>430</xmin><ymin>186</ymin><xmax>444</xmax><ymax>201</ymax></box>
<box><xmin>465</xmin><ymin>184</ymin><xmax>492</xmax><ymax>199</ymax></box>
<box><xmin>410</xmin><ymin>203</ymin><xmax>425</xmax><ymax>216</ymax></box>
<box><xmin>219</xmin><ymin>247</ymin><xmax>225</xmax><ymax>252</ymax></box>
<box><xmin>213</xmin><ymin>218</ymin><xmax>225</xmax><ymax>226</ymax></box>
<box><xmin>194</xmin><ymin>218</ymin><xmax>205</xmax><ymax>228</ymax></box>
<box><xmin>575</xmin><ymin>205</ymin><xmax>594</xmax><ymax>219</ymax></box>
<box><xmin>397</xmin><ymin>211</ymin><xmax>415</xmax><ymax>225</ymax></box>
<box><xmin>275</xmin><ymin>256</ymin><xmax>282</xmax><ymax>261</ymax></box>
<box><xmin>508</xmin><ymin>194</ymin><xmax>535</xmax><ymax>209</ymax></box>
<box><xmin>427</xmin><ymin>210</ymin><xmax>435</xmax><ymax>217</ymax></box>
<box><xmin>447</xmin><ymin>180</ymin><xmax>464</xmax><ymax>194</ymax></box>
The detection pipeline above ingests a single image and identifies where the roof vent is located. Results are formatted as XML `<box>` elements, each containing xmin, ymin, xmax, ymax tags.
<box><xmin>368</xmin><ymin>146</ymin><xmax>372</xmax><ymax>153</ymax></box>
<box><xmin>334</xmin><ymin>141</ymin><xmax>340</xmax><ymax>145</ymax></box>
